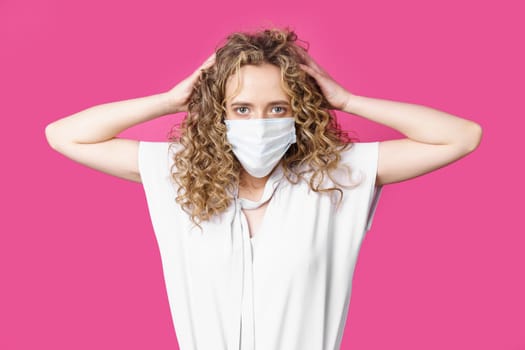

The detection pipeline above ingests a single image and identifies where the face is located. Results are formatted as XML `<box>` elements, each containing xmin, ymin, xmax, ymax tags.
<box><xmin>224</xmin><ymin>63</ymin><xmax>292</xmax><ymax>120</ymax></box>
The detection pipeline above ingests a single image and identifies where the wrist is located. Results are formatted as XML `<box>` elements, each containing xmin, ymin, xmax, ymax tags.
<box><xmin>342</xmin><ymin>93</ymin><xmax>360</xmax><ymax>114</ymax></box>
<box><xmin>160</xmin><ymin>91</ymin><xmax>184</xmax><ymax>114</ymax></box>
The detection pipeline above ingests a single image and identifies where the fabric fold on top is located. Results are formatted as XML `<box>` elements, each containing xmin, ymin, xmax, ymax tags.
<box><xmin>229</xmin><ymin>163</ymin><xmax>285</xmax><ymax>350</ymax></box>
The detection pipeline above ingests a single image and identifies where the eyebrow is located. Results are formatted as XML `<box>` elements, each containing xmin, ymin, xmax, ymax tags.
<box><xmin>230</xmin><ymin>100</ymin><xmax>290</xmax><ymax>107</ymax></box>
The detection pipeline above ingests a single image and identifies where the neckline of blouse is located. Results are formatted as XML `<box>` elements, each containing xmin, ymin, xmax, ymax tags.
<box><xmin>234</xmin><ymin>163</ymin><xmax>285</xmax><ymax>210</ymax></box>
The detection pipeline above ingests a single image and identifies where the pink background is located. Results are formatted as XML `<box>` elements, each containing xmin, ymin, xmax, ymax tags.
<box><xmin>1</xmin><ymin>0</ymin><xmax>523</xmax><ymax>349</ymax></box>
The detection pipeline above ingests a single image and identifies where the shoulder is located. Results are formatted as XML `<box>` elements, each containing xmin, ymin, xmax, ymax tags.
<box><xmin>138</xmin><ymin>141</ymin><xmax>184</xmax><ymax>161</ymax></box>
<box><xmin>138</xmin><ymin>141</ymin><xmax>182</xmax><ymax>155</ymax></box>
<box><xmin>340</xmin><ymin>141</ymin><xmax>380</xmax><ymax>166</ymax></box>
<box><xmin>138</xmin><ymin>141</ymin><xmax>183</xmax><ymax>179</ymax></box>
<box><xmin>323</xmin><ymin>141</ymin><xmax>380</xmax><ymax>189</ymax></box>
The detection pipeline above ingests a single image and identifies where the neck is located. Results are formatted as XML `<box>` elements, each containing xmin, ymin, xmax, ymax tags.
<box><xmin>239</xmin><ymin>169</ymin><xmax>270</xmax><ymax>190</ymax></box>
<box><xmin>238</xmin><ymin>170</ymin><xmax>270</xmax><ymax>202</ymax></box>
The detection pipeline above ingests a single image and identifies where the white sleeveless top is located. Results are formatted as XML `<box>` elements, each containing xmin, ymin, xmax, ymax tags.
<box><xmin>138</xmin><ymin>141</ymin><xmax>383</xmax><ymax>350</ymax></box>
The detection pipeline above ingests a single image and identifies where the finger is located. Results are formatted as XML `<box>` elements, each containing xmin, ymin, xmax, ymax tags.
<box><xmin>299</xmin><ymin>63</ymin><xmax>320</xmax><ymax>79</ymax></box>
<box><xmin>308</xmin><ymin>57</ymin><xmax>328</xmax><ymax>76</ymax></box>
<box><xmin>299</xmin><ymin>54</ymin><xmax>326</xmax><ymax>79</ymax></box>
<box><xmin>298</xmin><ymin>48</ymin><xmax>329</xmax><ymax>76</ymax></box>
<box><xmin>193</xmin><ymin>54</ymin><xmax>215</xmax><ymax>76</ymax></box>
<box><xmin>297</xmin><ymin>48</ymin><xmax>314</xmax><ymax>68</ymax></box>
<box><xmin>297</xmin><ymin>47</ymin><xmax>316</xmax><ymax>67</ymax></box>
<box><xmin>201</xmin><ymin>52</ymin><xmax>216</xmax><ymax>68</ymax></box>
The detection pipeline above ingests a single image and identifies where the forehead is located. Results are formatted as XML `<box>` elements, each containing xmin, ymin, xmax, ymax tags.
<box><xmin>225</xmin><ymin>63</ymin><xmax>289</xmax><ymax>103</ymax></box>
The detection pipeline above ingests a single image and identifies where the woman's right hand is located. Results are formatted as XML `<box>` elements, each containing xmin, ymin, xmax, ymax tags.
<box><xmin>165</xmin><ymin>52</ymin><xmax>216</xmax><ymax>113</ymax></box>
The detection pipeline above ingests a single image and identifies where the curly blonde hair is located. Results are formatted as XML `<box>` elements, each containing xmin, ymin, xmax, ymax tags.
<box><xmin>168</xmin><ymin>26</ymin><xmax>359</xmax><ymax>227</ymax></box>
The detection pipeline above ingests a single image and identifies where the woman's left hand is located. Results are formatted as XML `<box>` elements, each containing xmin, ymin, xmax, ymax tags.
<box><xmin>297</xmin><ymin>48</ymin><xmax>353</xmax><ymax>111</ymax></box>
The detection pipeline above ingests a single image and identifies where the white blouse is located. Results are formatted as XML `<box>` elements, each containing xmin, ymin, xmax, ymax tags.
<box><xmin>138</xmin><ymin>141</ymin><xmax>383</xmax><ymax>350</ymax></box>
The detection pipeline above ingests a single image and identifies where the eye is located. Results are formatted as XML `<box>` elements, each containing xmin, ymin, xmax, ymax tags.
<box><xmin>272</xmin><ymin>106</ymin><xmax>287</xmax><ymax>113</ymax></box>
<box><xmin>235</xmin><ymin>106</ymin><xmax>249</xmax><ymax>114</ymax></box>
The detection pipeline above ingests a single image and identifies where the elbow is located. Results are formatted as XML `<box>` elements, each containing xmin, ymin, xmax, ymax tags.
<box><xmin>45</xmin><ymin>123</ymin><xmax>55</xmax><ymax>149</ymax></box>
<box><xmin>45</xmin><ymin>122</ymin><xmax>62</xmax><ymax>151</ymax></box>
<box><xmin>461</xmin><ymin>121</ymin><xmax>483</xmax><ymax>154</ymax></box>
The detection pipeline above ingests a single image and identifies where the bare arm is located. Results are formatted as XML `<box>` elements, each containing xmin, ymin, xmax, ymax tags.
<box><xmin>45</xmin><ymin>53</ymin><xmax>216</xmax><ymax>183</ymax></box>
<box><xmin>342</xmin><ymin>94</ymin><xmax>483</xmax><ymax>186</ymax></box>
<box><xmin>45</xmin><ymin>93</ymin><xmax>176</xmax><ymax>183</ymax></box>
<box><xmin>297</xmin><ymin>49</ymin><xmax>482</xmax><ymax>186</ymax></box>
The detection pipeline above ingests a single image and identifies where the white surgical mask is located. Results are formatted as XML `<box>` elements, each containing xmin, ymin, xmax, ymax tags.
<box><xmin>224</xmin><ymin>117</ymin><xmax>297</xmax><ymax>178</ymax></box>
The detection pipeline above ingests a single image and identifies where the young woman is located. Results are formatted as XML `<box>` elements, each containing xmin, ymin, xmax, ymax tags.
<box><xmin>45</xmin><ymin>28</ymin><xmax>482</xmax><ymax>350</ymax></box>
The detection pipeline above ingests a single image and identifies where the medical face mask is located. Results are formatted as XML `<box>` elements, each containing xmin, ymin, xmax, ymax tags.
<box><xmin>224</xmin><ymin>117</ymin><xmax>297</xmax><ymax>178</ymax></box>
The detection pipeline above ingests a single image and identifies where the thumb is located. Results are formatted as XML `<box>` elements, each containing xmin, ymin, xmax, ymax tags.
<box><xmin>200</xmin><ymin>52</ymin><xmax>216</xmax><ymax>70</ymax></box>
